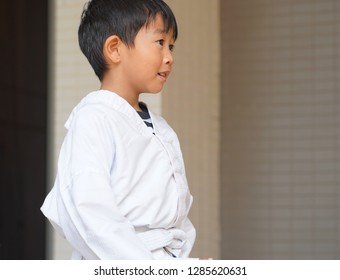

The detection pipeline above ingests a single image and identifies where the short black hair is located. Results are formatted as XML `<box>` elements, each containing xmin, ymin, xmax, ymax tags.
<box><xmin>78</xmin><ymin>0</ymin><xmax>178</xmax><ymax>81</ymax></box>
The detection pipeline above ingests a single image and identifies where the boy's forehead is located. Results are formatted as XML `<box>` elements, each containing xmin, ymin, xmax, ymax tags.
<box><xmin>145</xmin><ymin>15</ymin><xmax>174</xmax><ymax>36</ymax></box>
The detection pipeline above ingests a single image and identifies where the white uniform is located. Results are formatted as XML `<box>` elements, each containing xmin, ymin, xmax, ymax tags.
<box><xmin>41</xmin><ymin>90</ymin><xmax>196</xmax><ymax>259</ymax></box>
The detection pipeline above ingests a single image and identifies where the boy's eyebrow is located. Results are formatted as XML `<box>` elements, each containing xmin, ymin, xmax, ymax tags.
<box><xmin>153</xmin><ymin>28</ymin><xmax>175</xmax><ymax>40</ymax></box>
<box><xmin>154</xmin><ymin>28</ymin><xmax>167</xmax><ymax>34</ymax></box>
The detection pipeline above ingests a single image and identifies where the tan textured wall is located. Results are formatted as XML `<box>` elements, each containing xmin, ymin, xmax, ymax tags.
<box><xmin>221</xmin><ymin>0</ymin><xmax>340</xmax><ymax>259</ymax></box>
<box><xmin>163</xmin><ymin>0</ymin><xmax>221</xmax><ymax>259</ymax></box>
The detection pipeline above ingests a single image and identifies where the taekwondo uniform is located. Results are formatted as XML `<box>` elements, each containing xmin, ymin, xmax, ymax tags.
<box><xmin>41</xmin><ymin>90</ymin><xmax>196</xmax><ymax>259</ymax></box>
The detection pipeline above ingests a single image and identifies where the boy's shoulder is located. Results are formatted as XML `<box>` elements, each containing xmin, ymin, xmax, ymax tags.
<box><xmin>75</xmin><ymin>90</ymin><xmax>136</xmax><ymax>115</ymax></box>
<box><xmin>64</xmin><ymin>90</ymin><xmax>124</xmax><ymax>129</ymax></box>
<box><xmin>79</xmin><ymin>90</ymin><xmax>125</xmax><ymax>111</ymax></box>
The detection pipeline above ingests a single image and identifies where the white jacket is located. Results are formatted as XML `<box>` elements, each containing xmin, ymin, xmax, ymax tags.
<box><xmin>41</xmin><ymin>90</ymin><xmax>196</xmax><ymax>259</ymax></box>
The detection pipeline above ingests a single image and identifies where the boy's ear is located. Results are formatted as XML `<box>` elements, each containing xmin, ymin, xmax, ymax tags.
<box><xmin>103</xmin><ymin>35</ymin><xmax>123</xmax><ymax>63</ymax></box>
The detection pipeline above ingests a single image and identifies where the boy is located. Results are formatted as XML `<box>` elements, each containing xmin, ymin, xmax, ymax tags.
<box><xmin>41</xmin><ymin>0</ymin><xmax>196</xmax><ymax>259</ymax></box>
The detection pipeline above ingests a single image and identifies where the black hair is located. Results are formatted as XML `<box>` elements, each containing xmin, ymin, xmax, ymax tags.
<box><xmin>78</xmin><ymin>0</ymin><xmax>178</xmax><ymax>81</ymax></box>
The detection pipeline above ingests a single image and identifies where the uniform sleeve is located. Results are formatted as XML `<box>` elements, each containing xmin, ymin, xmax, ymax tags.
<box><xmin>57</xmin><ymin>107</ymin><xmax>154</xmax><ymax>259</ymax></box>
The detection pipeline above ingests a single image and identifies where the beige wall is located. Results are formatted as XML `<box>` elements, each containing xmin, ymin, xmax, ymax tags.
<box><xmin>221</xmin><ymin>0</ymin><xmax>340</xmax><ymax>259</ymax></box>
<box><xmin>163</xmin><ymin>0</ymin><xmax>221</xmax><ymax>259</ymax></box>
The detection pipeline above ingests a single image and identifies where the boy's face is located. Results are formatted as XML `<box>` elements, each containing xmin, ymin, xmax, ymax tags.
<box><xmin>120</xmin><ymin>14</ymin><xmax>175</xmax><ymax>95</ymax></box>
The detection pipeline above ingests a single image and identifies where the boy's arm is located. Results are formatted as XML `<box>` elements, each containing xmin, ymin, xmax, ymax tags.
<box><xmin>60</xmin><ymin>170</ymin><xmax>155</xmax><ymax>259</ymax></box>
<box><xmin>56</xmin><ymin>108</ymin><xmax>154</xmax><ymax>259</ymax></box>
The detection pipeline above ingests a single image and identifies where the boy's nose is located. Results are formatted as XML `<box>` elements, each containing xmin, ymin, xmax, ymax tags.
<box><xmin>164</xmin><ymin>51</ymin><xmax>174</xmax><ymax>65</ymax></box>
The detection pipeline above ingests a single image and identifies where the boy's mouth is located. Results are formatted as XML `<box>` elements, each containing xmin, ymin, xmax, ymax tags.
<box><xmin>158</xmin><ymin>71</ymin><xmax>170</xmax><ymax>81</ymax></box>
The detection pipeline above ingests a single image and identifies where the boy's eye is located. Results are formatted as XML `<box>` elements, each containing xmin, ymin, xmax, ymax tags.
<box><xmin>156</xmin><ymin>40</ymin><xmax>175</xmax><ymax>52</ymax></box>
<box><xmin>157</xmin><ymin>39</ymin><xmax>164</xmax><ymax>46</ymax></box>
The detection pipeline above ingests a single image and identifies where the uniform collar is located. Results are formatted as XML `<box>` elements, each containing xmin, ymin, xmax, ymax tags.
<box><xmin>65</xmin><ymin>90</ymin><xmax>161</xmax><ymax>136</ymax></box>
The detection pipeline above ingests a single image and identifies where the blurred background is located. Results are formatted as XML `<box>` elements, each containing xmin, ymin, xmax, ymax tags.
<box><xmin>1</xmin><ymin>0</ymin><xmax>339</xmax><ymax>260</ymax></box>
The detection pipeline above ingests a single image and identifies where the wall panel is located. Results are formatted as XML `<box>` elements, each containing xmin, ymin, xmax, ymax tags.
<box><xmin>221</xmin><ymin>0</ymin><xmax>340</xmax><ymax>259</ymax></box>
